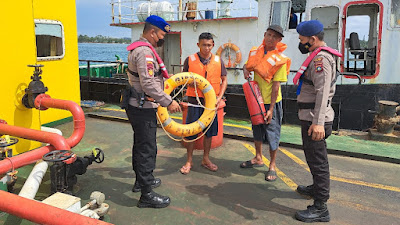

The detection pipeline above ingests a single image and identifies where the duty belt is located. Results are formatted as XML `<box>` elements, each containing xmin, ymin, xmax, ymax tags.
<box><xmin>130</xmin><ymin>87</ymin><xmax>155</xmax><ymax>103</ymax></box>
<box><xmin>297</xmin><ymin>100</ymin><xmax>331</xmax><ymax>109</ymax></box>
<box><xmin>300</xmin><ymin>69</ymin><xmax>340</xmax><ymax>88</ymax></box>
<box><xmin>123</xmin><ymin>68</ymin><xmax>159</xmax><ymax>108</ymax></box>
<box><xmin>120</xmin><ymin>84</ymin><xmax>155</xmax><ymax>109</ymax></box>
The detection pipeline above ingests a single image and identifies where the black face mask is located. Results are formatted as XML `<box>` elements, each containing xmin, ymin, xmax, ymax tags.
<box><xmin>156</xmin><ymin>38</ymin><xmax>164</xmax><ymax>47</ymax></box>
<box><xmin>298</xmin><ymin>42</ymin><xmax>312</xmax><ymax>54</ymax></box>
<box><xmin>152</xmin><ymin>31</ymin><xmax>165</xmax><ymax>47</ymax></box>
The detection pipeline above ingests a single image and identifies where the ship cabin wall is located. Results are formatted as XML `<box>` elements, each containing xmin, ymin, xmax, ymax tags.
<box><xmin>123</xmin><ymin>0</ymin><xmax>400</xmax><ymax>130</ymax></box>
<box><xmin>128</xmin><ymin>0</ymin><xmax>400</xmax><ymax>86</ymax></box>
<box><xmin>130</xmin><ymin>18</ymin><xmax>262</xmax><ymax>86</ymax></box>
<box><xmin>0</xmin><ymin>0</ymin><xmax>80</xmax><ymax>154</ymax></box>
<box><xmin>271</xmin><ymin>0</ymin><xmax>400</xmax><ymax>130</ymax></box>
<box><xmin>263</xmin><ymin>0</ymin><xmax>397</xmax><ymax>85</ymax></box>
<box><xmin>291</xmin><ymin>0</ymin><xmax>400</xmax><ymax>85</ymax></box>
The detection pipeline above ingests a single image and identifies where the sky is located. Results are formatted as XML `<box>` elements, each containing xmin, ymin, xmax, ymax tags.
<box><xmin>346</xmin><ymin>16</ymin><xmax>370</xmax><ymax>39</ymax></box>
<box><xmin>76</xmin><ymin>0</ymin><xmax>131</xmax><ymax>38</ymax></box>
<box><xmin>76</xmin><ymin>0</ymin><xmax>368</xmax><ymax>39</ymax></box>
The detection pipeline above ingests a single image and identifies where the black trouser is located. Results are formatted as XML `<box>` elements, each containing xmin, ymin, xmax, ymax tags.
<box><xmin>126</xmin><ymin>104</ymin><xmax>158</xmax><ymax>194</ymax></box>
<box><xmin>300</xmin><ymin>120</ymin><xmax>333</xmax><ymax>202</ymax></box>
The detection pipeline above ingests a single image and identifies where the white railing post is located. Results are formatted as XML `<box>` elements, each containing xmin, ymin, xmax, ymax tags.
<box><xmin>179</xmin><ymin>0</ymin><xmax>183</xmax><ymax>20</ymax></box>
<box><xmin>110</xmin><ymin>0</ymin><xmax>256</xmax><ymax>23</ymax></box>
<box><xmin>215</xmin><ymin>0</ymin><xmax>218</xmax><ymax>19</ymax></box>
<box><xmin>111</xmin><ymin>0</ymin><xmax>115</xmax><ymax>23</ymax></box>
<box><xmin>148</xmin><ymin>0</ymin><xmax>152</xmax><ymax>18</ymax></box>
<box><xmin>118</xmin><ymin>0</ymin><xmax>122</xmax><ymax>23</ymax></box>
<box><xmin>131</xmin><ymin>0</ymin><xmax>134</xmax><ymax>22</ymax></box>
<box><xmin>250</xmin><ymin>1</ymin><xmax>252</xmax><ymax>17</ymax></box>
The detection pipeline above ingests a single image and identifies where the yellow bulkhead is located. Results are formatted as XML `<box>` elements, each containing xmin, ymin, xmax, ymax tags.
<box><xmin>0</xmin><ymin>0</ymin><xmax>80</xmax><ymax>155</ymax></box>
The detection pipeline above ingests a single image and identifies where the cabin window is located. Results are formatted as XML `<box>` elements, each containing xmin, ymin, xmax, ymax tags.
<box><xmin>311</xmin><ymin>6</ymin><xmax>340</xmax><ymax>49</ymax></box>
<box><xmin>34</xmin><ymin>20</ymin><xmax>65</xmax><ymax>61</ymax></box>
<box><xmin>343</xmin><ymin>3</ymin><xmax>381</xmax><ymax>78</ymax></box>
<box><xmin>270</xmin><ymin>1</ymin><xmax>291</xmax><ymax>30</ymax></box>
<box><xmin>291</xmin><ymin>0</ymin><xmax>306</xmax><ymax>26</ymax></box>
<box><xmin>391</xmin><ymin>0</ymin><xmax>400</xmax><ymax>27</ymax></box>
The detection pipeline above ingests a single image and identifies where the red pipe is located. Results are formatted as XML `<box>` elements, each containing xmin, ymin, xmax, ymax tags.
<box><xmin>0</xmin><ymin>95</ymin><xmax>102</xmax><ymax>224</ymax></box>
<box><xmin>0</xmin><ymin>145</ymin><xmax>54</xmax><ymax>175</ymax></box>
<box><xmin>35</xmin><ymin>94</ymin><xmax>85</xmax><ymax>148</ymax></box>
<box><xmin>0</xmin><ymin>190</ymin><xmax>113</xmax><ymax>225</ymax></box>
<box><xmin>0</xmin><ymin>123</ymin><xmax>70</xmax><ymax>174</ymax></box>
<box><xmin>0</xmin><ymin>94</ymin><xmax>85</xmax><ymax>174</ymax></box>
<box><xmin>0</xmin><ymin>123</ymin><xmax>70</xmax><ymax>150</ymax></box>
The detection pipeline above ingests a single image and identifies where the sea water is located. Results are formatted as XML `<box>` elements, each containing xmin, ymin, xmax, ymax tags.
<box><xmin>78</xmin><ymin>43</ymin><xmax>129</xmax><ymax>65</ymax></box>
<box><xmin>78</xmin><ymin>42</ymin><xmax>366</xmax><ymax>70</ymax></box>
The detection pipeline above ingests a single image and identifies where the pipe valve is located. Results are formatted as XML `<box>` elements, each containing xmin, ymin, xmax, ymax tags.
<box><xmin>22</xmin><ymin>64</ymin><xmax>48</xmax><ymax>108</ymax></box>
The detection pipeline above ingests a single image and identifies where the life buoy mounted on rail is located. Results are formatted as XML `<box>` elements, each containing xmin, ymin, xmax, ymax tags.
<box><xmin>216</xmin><ymin>42</ymin><xmax>242</xmax><ymax>68</ymax></box>
<box><xmin>157</xmin><ymin>72</ymin><xmax>217</xmax><ymax>137</ymax></box>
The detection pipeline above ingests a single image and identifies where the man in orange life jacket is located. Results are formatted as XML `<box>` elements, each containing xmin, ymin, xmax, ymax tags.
<box><xmin>179</xmin><ymin>32</ymin><xmax>228</xmax><ymax>175</ymax></box>
<box><xmin>294</xmin><ymin>20</ymin><xmax>339</xmax><ymax>223</ymax></box>
<box><xmin>240</xmin><ymin>25</ymin><xmax>291</xmax><ymax>182</ymax></box>
<box><xmin>125</xmin><ymin>15</ymin><xmax>181</xmax><ymax>208</ymax></box>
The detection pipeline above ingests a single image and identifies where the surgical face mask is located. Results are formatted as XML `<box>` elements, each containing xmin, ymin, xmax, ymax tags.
<box><xmin>298</xmin><ymin>42</ymin><xmax>312</xmax><ymax>54</ymax></box>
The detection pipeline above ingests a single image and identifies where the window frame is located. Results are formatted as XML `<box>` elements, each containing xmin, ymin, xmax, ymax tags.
<box><xmin>34</xmin><ymin>19</ymin><xmax>65</xmax><ymax>61</ymax></box>
<box><xmin>390</xmin><ymin>0</ymin><xmax>400</xmax><ymax>28</ymax></box>
<box><xmin>270</xmin><ymin>0</ymin><xmax>292</xmax><ymax>30</ymax></box>
<box><xmin>341</xmin><ymin>1</ymin><xmax>383</xmax><ymax>80</ymax></box>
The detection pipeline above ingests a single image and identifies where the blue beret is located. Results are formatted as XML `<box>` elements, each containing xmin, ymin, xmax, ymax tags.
<box><xmin>145</xmin><ymin>15</ymin><xmax>171</xmax><ymax>33</ymax></box>
<box><xmin>296</xmin><ymin>20</ymin><xmax>324</xmax><ymax>37</ymax></box>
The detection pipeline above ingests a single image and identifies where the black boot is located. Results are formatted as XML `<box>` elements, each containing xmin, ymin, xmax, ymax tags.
<box><xmin>295</xmin><ymin>200</ymin><xmax>330</xmax><ymax>222</ymax></box>
<box><xmin>137</xmin><ymin>191</ymin><xmax>170</xmax><ymax>208</ymax></box>
<box><xmin>132</xmin><ymin>178</ymin><xmax>162</xmax><ymax>192</ymax></box>
<box><xmin>296</xmin><ymin>184</ymin><xmax>314</xmax><ymax>198</ymax></box>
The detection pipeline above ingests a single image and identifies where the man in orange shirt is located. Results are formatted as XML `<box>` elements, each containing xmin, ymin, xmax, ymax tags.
<box><xmin>180</xmin><ymin>32</ymin><xmax>228</xmax><ymax>175</ymax></box>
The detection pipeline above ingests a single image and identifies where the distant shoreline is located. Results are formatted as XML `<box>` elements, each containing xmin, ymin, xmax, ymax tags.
<box><xmin>78</xmin><ymin>42</ymin><xmax>130</xmax><ymax>44</ymax></box>
<box><xmin>78</xmin><ymin>35</ymin><xmax>130</xmax><ymax>44</ymax></box>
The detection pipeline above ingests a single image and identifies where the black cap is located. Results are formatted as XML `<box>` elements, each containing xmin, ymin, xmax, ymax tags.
<box><xmin>267</xmin><ymin>24</ymin><xmax>284</xmax><ymax>37</ymax></box>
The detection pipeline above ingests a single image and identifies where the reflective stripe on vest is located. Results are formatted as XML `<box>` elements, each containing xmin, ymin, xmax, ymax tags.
<box><xmin>246</xmin><ymin>42</ymin><xmax>291</xmax><ymax>83</ymax></box>
<box><xmin>186</xmin><ymin>53</ymin><xmax>222</xmax><ymax>98</ymax></box>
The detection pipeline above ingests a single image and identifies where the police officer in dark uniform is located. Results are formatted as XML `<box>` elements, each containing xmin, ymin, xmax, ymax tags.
<box><xmin>294</xmin><ymin>20</ymin><xmax>338</xmax><ymax>222</ymax></box>
<box><xmin>125</xmin><ymin>15</ymin><xmax>181</xmax><ymax>208</ymax></box>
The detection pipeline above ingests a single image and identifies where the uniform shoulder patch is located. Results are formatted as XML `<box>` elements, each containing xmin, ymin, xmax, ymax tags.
<box><xmin>147</xmin><ymin>60</ymin><xmax>154</xmax><ymax>76</ymax></box>
<box><xmin>313</xmin><ymin>57</ymin><xmax>323</xmax><ymax>63</ymax></box>
<box><xmin>314</xmin><ymin>57</ymin><xmax>324</xmax><ymax>73</ymax></box>
<box><xmin>145</xmin><ymin>55</ymin><xmax>154</xmax><ymax>62</ymax></box>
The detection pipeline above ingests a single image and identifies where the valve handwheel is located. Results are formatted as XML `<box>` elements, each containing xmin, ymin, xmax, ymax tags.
<box><xmin>43</xmin><ymin>150</ymin><xmax>73</xmax><ymax>162</ymax></box>
<box><xmin>27</xmin><ymin>64</ymin><xmax>44</xmax><ymax>67</ymax></box>
<box><xmin>0</xmin><ymin>137</ymin><xmax>19</xmax><ymax>148</ymax></box>
<box><xmin>93</xmin><ymin>148</ymin><xmax>105</xmax><ymax>163</ymax></box>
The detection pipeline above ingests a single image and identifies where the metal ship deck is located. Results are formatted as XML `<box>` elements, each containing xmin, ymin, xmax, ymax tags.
<box><xmin>1</xmin><ymin>107</ymin><xmax>399</xmax><ymax>225</ymax></box>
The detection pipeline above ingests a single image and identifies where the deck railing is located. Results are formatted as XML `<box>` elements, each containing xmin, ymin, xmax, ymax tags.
<box><xmin>79</xmin><ymin>59</ymin><xmax>128</xmax><ymax>80</ymax></box>
<box><xmin>111</xmin><ymin>0</ymin><xmax>257</xmax><ymax>24</ymax></box>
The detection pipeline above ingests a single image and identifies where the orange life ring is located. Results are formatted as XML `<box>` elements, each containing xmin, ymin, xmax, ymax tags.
<box><xmin>216</xmin><ymin>42</ymin><xmax>242</xmax><ymax>68</ymax></box>
<box><xmin>157</xmin><ymin>72</ymin><xmax>216</xmax><ymax>137</ymax></box>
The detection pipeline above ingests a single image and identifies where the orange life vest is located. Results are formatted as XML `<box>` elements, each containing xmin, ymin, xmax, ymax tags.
<box><xmin>186</xmin><ymin>53</ymin><xmax>222</xmax><ymax>98</ymax></box>
<box><xmin>245</xmin><ymin>42</ymin><xmax>291</xmax><ymax>83</ymax></box>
